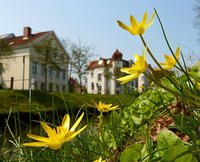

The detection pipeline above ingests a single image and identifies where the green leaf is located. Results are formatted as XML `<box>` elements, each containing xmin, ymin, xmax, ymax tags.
<box><xmin>173</xmin><ymin>115</ymin><xmax>200</xmax><ymax>142</ymax></box>
<box><xmin>161</xmin><ymin>145</ymin><xmax>198</xmax><ymax>162</ymax></box>
<box><xmin>131</xmin><ymin>113</ymin><xmax>143</xmax><ymax>125</ymax></box>
<box><xmin>157</xmin><ymin>130</ymin><xmax>184</xmax><ymax>156</ymax></box>
<box><xmin>120</xmin><ymin>143</ymin><xmax>143</xmax><ymax>162</ymax></box>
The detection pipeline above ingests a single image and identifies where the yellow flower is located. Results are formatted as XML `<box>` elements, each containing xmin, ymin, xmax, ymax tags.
<box><xmin>94</xmin><ymin>157</ymin><xmax>106</xmax><ymax>162</ymax></box>
<box><xmin>197</xmin><ymin>82</ymin><xmax>200</xmax><ymax>90</ymax></box>
<box><xmin>117</xmin><ymin>50</ymin><xmax>148</xmax><ymax>84</ymax></box>
<box><xmin>159</xmin><ymin>47</ymin><xmax>180</xmax><ymax>70</ymax></box>
<box><xmin>23</xmin><ymin>113</ymin><xmax>87</xmax><ymax>150</ymax></box>
<box><xmin>117</xmin><ymin>12</ymin><xmax>155</xmax><ymax>35</ymax></box>
<box><xmin>93</xmin><ymin>101</ymin><xmax>119</xmax><ymax>113</ymax></box>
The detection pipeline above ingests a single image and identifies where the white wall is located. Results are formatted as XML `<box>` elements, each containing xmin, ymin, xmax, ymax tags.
<box><xmin>1</xmin><ymin>48</ymin><xmax>30</xmax><ymax>89</ymax></box>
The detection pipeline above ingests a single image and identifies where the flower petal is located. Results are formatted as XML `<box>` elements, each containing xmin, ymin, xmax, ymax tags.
<box><xmin>23</xmin><ymin>142</ymin><xmax>47</xmax><ymax>147</ymax></box>
<box><xmin>65</xmin><ymin>125</ymin><xmax>87</xmax><ymax>142</ymax></box>
<box><xmin>40</xmin><ymin>122</ymin><xmax>57</xmax><ymax>138</ymax></box>
<box><xmin>141</xmin><ymin>12</ymin><xmax>147</xmax><ymax>26</ymax></box>
<box><xmin>117</xmin><ymin>73</ymin><xmax>139</xmax><ymax>84</ymax></box>
<box><xmin>130</xmin><ymin>15</ymin><xmax>139</xmax><ymax>29</ymax></box>
<box><xmin>146</xmin><ymin>12</ymin><xmax>155</xmax><ymax>29</ymax></box>
<box><xmin>120</xmin><ymin>67</ymin><xmax>134</xmax><ymax>74</ymax></box>
<box><xmin>117</xmin><ymin>20</ymin><xmax>132</xmax><ymax>33</ymax></box>
<box><xmin>70</xmin><ymin>113</ymin><xmax>84</xmax><ymax>132</ymax></box>
<box><xmin>26</xmin><ymin>134</ymin><xmax>50</xmax><ymax>142</ymax></box>
<box><xmin>61</xmin><ymin>114</ymin><xmax>70</xmax><ymax>131</ymax></box>
<box><xmin>134</xmin><ymin>54</ymin><xmax>139</xmax><ymax>62</ymax></box>
<box><xmin>175</xmin><ymin>47</ymin><xmax>180</xmax><ymax>59</ymax></box>
<box><xmin>160</xmin><ymin>62</ymin><xmax>172</xmax><ymax>70</ymax></box>
<box><xmin>47</xmin><ymin>141</ymin><xmax>63</xmax><ymax>150</ymax></box>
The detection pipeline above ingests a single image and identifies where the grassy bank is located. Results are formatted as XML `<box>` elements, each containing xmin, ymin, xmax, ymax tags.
<box><xmin>0</xmin><ymin>90</ymin><xmax>135</xmax><ymax>114</ymax></box>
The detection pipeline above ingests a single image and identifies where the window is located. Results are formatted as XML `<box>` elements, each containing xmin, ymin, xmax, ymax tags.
<box><xmin>49</xmin><ymin>69</ymin><xmax>53</xmax><ymax>78</ymax></box>
<box><xmin>62</xmin><ymin>70</ymin><xmax>66</xmax><ymax>80</ymax></box>
<box><xmin>91</xmin><ymin>71</ymin><xmax>94</xmax><ymax>78</ymax></box>
<box><xmin>56</xmin><ymin>70</ymin><xmax>60</xmax><ymax>79</ymax></box>
<box><xmin>98</xmin><ymin>74</ymin><xmax>101</xmax><ymax>81</ymax></box>
<box><xmin>32</xmin><ymin>61</ymin><xmax>37</xmax><ymax>75</ymax></box>
<box><xmin>91</xmin><ymin>82</ymin><xmax>94</xmax><ymax>90</ymax></box>
<box><xmin>41</xmin><ymin>64</ymin><xmax>45</xmax><ymax>76</ymax></box>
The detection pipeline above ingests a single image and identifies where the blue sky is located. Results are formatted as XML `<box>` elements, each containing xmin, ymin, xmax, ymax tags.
<box><xmin>0</xmin><ymin>0</ymin><xmax>199</xmax><ymax>67</ymax></box>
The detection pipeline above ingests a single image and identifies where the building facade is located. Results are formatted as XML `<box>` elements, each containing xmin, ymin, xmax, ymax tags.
<box><xmin>86</xmin><ymin>49</ymin><xmax>139</xmax><ymax>94</ymax></box>
<box><xmin>0</xmin><ymin>27</ymin><xmax>69</xmax><ymax>92</ymax></box>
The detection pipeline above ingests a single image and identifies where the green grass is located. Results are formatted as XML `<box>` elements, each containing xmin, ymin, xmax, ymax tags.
<box><xmin>0</xmin><ymin>90</ymin><xmax>135</xmax><ymax>114</ymax></box>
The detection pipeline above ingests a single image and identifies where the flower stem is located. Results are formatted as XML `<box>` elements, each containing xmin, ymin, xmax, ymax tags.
<box><xmin>153</xmin><ymin>7</ymin><xmax>196</xmax><ymax>88</ymax></box>
<box><xmin>139</xmin><ymin>35</ymin><xmax>182</xmax><ymax>92</ymax></box>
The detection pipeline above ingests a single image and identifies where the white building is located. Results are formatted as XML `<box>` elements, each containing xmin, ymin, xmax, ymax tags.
<box><xmin>87</xmin><ymin>49</ymin><xmax>140</xmax><ymax>94</ymax></box>
<box><xmin>0</xmin><ymin>27</ymin><xmax>69</xmax><ymax>92</ymax></box>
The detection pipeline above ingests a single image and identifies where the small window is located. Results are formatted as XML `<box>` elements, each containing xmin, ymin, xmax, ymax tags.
<box><xmin>32</xmin><ymin>61</ymin><xmax>37</xmax><ymax>75</ymax></box>
<box><xmin>91</xmin><ymin>71</ymin><xmax>94</xmax><ymax>78</ymax></box>
<box><xmin>62</xmin><ymin>70</ymin><xmax>66</xmax><ymax>80</ymax></box>
<box><xmin>91</xmin><ymin>82</ymin><xmax>94</xmax><ymax>90</ymax></box>
<box><xmin>49</xmin><ymin>69</ymin><xmax>53</xmax><ymax>78</ymax></box>
<box><xmin>56</xmin><ymin>70</ymin><xmax>60</xmax><ymax>79</ymax></box>
<box><xmin>98</xmin><ymin>74</ymin><xmax>101</xmax><ymax>81</ymax></box>
<box><xmin>41</xmin><ymin>64</ymin><xmax>45</xmax><ymax>76</ymax></box>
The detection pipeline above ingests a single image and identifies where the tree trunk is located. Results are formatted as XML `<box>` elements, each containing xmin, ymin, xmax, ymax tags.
<box><xmin>44</xmin><ymin>66</ymin><xmax>48</xmax><ymax>93</ymax></box>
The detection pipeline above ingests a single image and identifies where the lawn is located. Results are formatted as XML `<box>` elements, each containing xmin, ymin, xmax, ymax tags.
<box><xmin>0</xmin><ymin>90</ymin><xmax>135</xmax><ymax>114</ymax></box>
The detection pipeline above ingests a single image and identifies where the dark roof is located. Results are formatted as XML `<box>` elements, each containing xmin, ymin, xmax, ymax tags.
<box><xmin>7</xmin><ymin>32</ymin><xmax>48</xmax><ymax>47</ymax></box>
<box><xmin>111</xmin><ymin>49</ymin><xmax>123</xmax><ymax>61</ymax></box>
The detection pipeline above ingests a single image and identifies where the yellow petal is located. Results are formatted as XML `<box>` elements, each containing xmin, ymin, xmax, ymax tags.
<box><xmin>130</xmin><ymin>15</ymin><xmax>139</xmax><ymax>29</ymax></box>
<box><xmin>134</xmin><ymin>54</ymin><xmax>139</xmax><ymax>62</ymax></box>
<box><xmin>65</xmin><ymin>125</ymin><xmax>87</xmax><ymax>142</ymax></box>
<box><xmin>117</xmin><ymin>21</ymin><xmax>132</xmax><ymax>33</ymax></box>
<box><xmin>40</xmin><ymin>122</ymin><xmax>57</xmax><ymax>138</ymax></box>
<box><xmin>62</xmin><ymin>114</ymin><xmax>70</xmax><ymax>131</ymax></box>
<box><xmin>47</xmin><ymin>141</ymin><xmax>63</xmax><ymax>150</ymax></box>
<box><xmin>141</xmin><ymin>12</ymin><xmax>147</xmax><ymax>26</ymax></box>
<box><xmin>120</xmin><ymin>67</ymin><xmax>134</xmax><ymax>74</ymax></box>
<box><xmin>160</xmin><ymin>62</ymin><xmax>172</xmax><ymax>70</ymax></box>
<box><xmin>164</xmin><ymin>54</ymin><xmax>173</xmax><ymax>64</ymax></box>
<box><xmin>26</xmin><ymin>134</ymin><xmax>50</xmax><ymax>143</ymax></box>
<box><xmin>23</xmin><ymin>142</ymin><xmax>47</xmax><ymax>147</ymax></box>
<box><xmin>117</xmin><ymin>73</ymin><xmax>139</xmax><ymax>84</ymax></box>
<box><xmin>175</xmin><ymin>47</ymin><xmax>180</xmax><ymax>59</ymax></box>
<box><xmin>70</xmin><ymin>113</ymin><xmax>84</xmax><ymax>132</ymax></box>
<box><xmin>146</xmin><ymin>12</ymin><xmax>155</xmax><ymax>28</ymax></box>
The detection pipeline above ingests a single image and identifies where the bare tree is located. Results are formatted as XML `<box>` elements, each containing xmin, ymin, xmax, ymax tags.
<box><xmin>31</xmin><ymin>39</ymin><xmax>68</xmax><ymax>92</ymax></box>
<box><xmin>66</xmin><ymin>40</ymin><xmax>94</xmax><ymax>93</ymax></box>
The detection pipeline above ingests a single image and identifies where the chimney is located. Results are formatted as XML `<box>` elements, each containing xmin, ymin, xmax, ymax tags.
<box><xmin>23</xmin><ymin>27</ymin><xmax>32</xmax><ymax>39</ymax></box>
